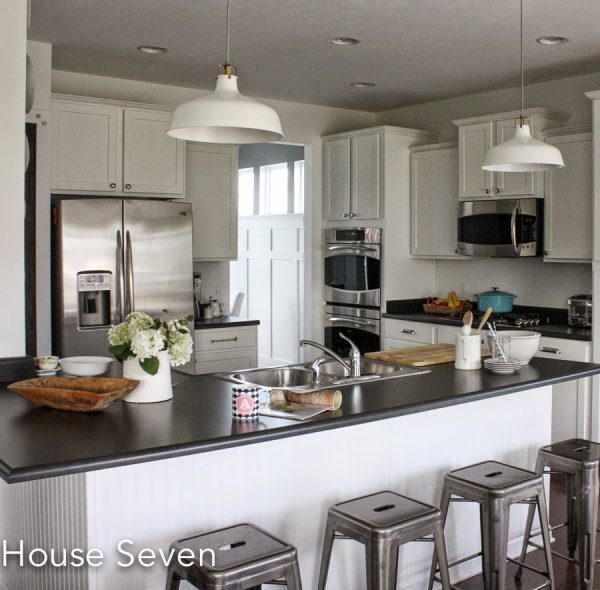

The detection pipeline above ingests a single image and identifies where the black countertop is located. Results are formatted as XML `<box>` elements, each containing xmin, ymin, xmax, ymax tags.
<box><xmin>382</xmin><ymin>312</ymin><xmax>592</xmax><ymax>342</ymax></box>
<box><xmin>1</xmin><ymin>358</ymin><xmax>599</xmax><ymax>483</ymax></box>
<box><xmin>194</xmin><ymin>315</ymin><xmax>260</xmax><ymax>330</ymax></box>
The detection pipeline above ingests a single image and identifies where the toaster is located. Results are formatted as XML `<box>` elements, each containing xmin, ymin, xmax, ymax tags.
<box><xmin>568</xmin><ymin>294</ymin><xmax>592</xmax><ymax>327</ymax></box>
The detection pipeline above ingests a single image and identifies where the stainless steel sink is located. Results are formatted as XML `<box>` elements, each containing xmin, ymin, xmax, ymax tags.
<box><xmin>215</xmin><ymin>359</ymin><xmax>430</xmax><ymax>392</ymax></box>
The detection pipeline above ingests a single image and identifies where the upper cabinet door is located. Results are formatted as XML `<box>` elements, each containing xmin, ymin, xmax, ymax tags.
<box><xmin>493</xmin><ymin>118</ymin><xmax>536</xmax><ymax>197</ymax></box>
<box><xmin>351</xmin><ymin>132</ymin><xmax>381</xmax><ymax>219</ymax></box>
<box><xmin>543</xmin><ymin>131</ymin><xmax>593</xmax><ymax>262</ymax></box>
<box><xmin>458</xmin><ymin>121</ymin><xmax>493</xmax><ymax>200</ymax></box>
<box><xmin>123</xmin><ymin>109</ymin><xmax>184</xmax><ymax>196</ymax></box>
<box><xmin>51</xmin><ymin>102</ymin><xmax>121</xmax><ymax>192</ymax></box>
<box><xmin>411</xmin><ymin>146</ymin><xmax>459</xmax><ymax>257</ymax></box>
<box><xmin>187</xmin><ymin>144</ymin><xmax>238</xmax><ymax>261</ymax></box>
<box><xmin>323</xmin><ymin>137</ymin><xmax>351</xmax><ymax>220</ymax></box>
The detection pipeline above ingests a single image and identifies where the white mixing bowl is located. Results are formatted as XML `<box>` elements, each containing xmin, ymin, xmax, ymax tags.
<box><xmin>59</xmin><ymin>356</ymin><xmax>113</xmax><ymax>377</ymax></box>
<box><xmin>487</xmin><ymin>331</ymin><xmax>541</xmax><ymax>364</ymax></box>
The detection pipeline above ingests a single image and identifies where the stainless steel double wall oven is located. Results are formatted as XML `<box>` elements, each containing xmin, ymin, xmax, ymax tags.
<box><xmin>323</xmin><ymin>227</ymin><xmax>381</xmax><ymax>355</ymax></box>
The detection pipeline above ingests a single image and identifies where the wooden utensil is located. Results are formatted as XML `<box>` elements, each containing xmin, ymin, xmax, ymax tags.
<box><xmin>476</xmin><ymin>307</ymin><xmax>493</xmax><ymax>334</ymax></box>
<box><xmin>366</xmin><ymin>344</ymin><xmax>491</xmax><ymax>367</ymax></box>
<box><xmin>463</xmin><ymin>310</ymin><xmax>473</xmax><ymax>329</ymax></box>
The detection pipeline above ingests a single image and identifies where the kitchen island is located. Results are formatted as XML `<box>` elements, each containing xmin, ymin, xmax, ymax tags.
<box><xmin>0</xmin><ymin>359</ymin><xmax>599</xmax><ymax>590</ymax></box>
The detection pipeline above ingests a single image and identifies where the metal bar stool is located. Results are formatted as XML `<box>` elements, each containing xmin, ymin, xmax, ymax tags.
<box><xmin>428</xmin><ymin>460</ymin><xmax>555</xmax><ymax>590</ymax></box>
<box><xmin>517</xmin><ymin>438</ymin><xmax>600</xmax><ymax>590</ymax></box>
<box><xmin>317</xmin><ymin>490</ymin><xmax>451</xmax><ymax>590</ymax></box>
<box><xmin>165</xmin><ymin>523</ymin><xmax>302</xmax><ymax>590</ymax></box>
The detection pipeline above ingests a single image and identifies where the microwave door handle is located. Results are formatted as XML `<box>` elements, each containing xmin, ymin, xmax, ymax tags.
<box><xmin>510</xmin><ymin>205</ymin><xmax>519</xmax><ymax>256</ymax></box>
<box><xmin>125</xmin><ymin>230</ymin><xmax>135</xmax><ymax>314</ymax></box>
<box><xmin>116</xmin><ymin>230</ymin><xmax>124</xmax><ymax>323</ymax></box>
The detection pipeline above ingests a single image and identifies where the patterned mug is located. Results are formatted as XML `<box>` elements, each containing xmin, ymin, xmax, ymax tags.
<box><xmin>231</xmin><ymin>387</ymin><xmax>261</xmax><ymax>420</ymax></box>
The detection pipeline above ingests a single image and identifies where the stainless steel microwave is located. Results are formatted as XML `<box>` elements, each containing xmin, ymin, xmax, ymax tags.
<box><xmin>457</xmin><ymin>198</ymin><xmax>543</xmax><ymax>257</ymax></box>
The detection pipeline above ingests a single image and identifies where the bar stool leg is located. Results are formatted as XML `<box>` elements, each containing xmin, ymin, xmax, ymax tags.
<box><xmin>365</xmin><ymin>538</ymin><xmax>398</xmax><ymax>590</ymax></box>
<box><xmin>480</xmin><ymin>498</ymin><xmax>510</xmax><ymax>590</ymax></box>
<box><xmin>536</xmin><ymin>484</ymin><xmax>556</xmax><ymax>590</ymax></box>
<box><xmin>283</xmin><ymin>560</ymin><xmax>303</xmax><ymax>590</ymax></box>
<box><xmin>428</xmin><ymin>481</ymin><xmax>451</xmax><ymax>590</ymax></box>
<box><xmin>575</xmin><ymin>467</ymin><xmax>598</xmax><ymax>590</ymax></box>
<box><xmin>567</xmin><ymin>473</ymin><xmax>579</xmax><ymax>559</ymax></box>
<box><xmin>165</xmin><ymin>569</ymin><xmax>181</xmax><ymax>590</ymax></box>
<box><xmin>316</xmin><ymin>517</ymin><xmax>336</xmax><ymax>590</ymax></box>
<box><xmin>432</xmin><ymin>520</ymin><xmax>452</xmax><ymax>590</ymax></box>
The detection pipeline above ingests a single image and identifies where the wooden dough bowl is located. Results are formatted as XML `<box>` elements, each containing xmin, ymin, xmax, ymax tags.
<box><xmin>7</xmin><ymin>377</ymin><xmax>139</xmax><ymax>412</ymax></box>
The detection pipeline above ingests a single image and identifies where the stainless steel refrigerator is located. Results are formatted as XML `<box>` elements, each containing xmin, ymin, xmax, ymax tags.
<box><xmin>52</xmin><ymin>197</ymin><xmax>193</xmax><ymax>357</ymax></box>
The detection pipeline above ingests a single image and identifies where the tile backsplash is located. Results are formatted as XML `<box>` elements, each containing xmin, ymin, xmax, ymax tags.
<box><xmin>193</xmin><ymin>261</ymin><xmax>230</xmax><ymax>311</ymax></box>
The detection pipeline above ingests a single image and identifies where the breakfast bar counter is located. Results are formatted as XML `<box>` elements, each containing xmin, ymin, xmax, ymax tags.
<box><xmin>0</xmin><ymin>359</ymin><xmax>598</xmax><ymax>589</ymax></box>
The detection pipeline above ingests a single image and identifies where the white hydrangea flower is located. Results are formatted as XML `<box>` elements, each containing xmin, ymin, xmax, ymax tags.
<box><xmin>108</xmin><ymin>322</ymin><xmax>129</xmax><ymax>346</ymax></box>
<box><xmin>168</xmin><ymin>330</ymin><xmax>193</xmax><ymax>366</ymax></box>
<box><xmin>126</xmin><ymin>312</ymin><xmax>155</xmax><ymax>335</ymax></box>
<box><xmin>130</xmin><ymin>328</ymin><xmax>165</xmax><ymax>361</ymax></box>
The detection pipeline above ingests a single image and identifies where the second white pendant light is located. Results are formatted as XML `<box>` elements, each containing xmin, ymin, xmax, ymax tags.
<box><xmin>167</xmin><ymin>0</ymin><xmax>283</xmax><ymax>144</ymax></box>
<box><xmin>482</xmin><ymin>0</ymin><xmax>564</xmax><ymax>172</ymax></box>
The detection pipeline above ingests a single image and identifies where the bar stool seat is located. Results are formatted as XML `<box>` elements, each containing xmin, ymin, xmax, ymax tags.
<box><xmin>518</xmin><ymin>438</ymin><xmax>600</xmax><ymax>590</ymax></box>
<box><xmin>317</xmin><ymin>490</ymin><xmax>451</xmax><ymax>590</ymax></box>
<box><xmin>165</xmin><ymin>523</ymin><xmax>302</xmax><ymax>590</ymax></box>
<box><xmin>429</xmin><ymin>460</ymin><xmax>555</xmax><ymax>590</ymax></box>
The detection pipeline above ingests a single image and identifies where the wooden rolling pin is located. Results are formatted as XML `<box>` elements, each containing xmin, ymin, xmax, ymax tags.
<box><xmin>269</xmin><ymin>389</ymin><xmax>342</xmax><ymax>410</ymax></box>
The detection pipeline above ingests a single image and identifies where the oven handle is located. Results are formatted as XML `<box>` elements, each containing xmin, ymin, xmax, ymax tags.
<box><xmin>510</xmin><ymin>204</ymin><xmax>519</xmax><ymax>256</ymax></box>
<box><xmin>326</xmin><ymin>316</ymin><xmax>380</xmax><ymax>336</ymax></box>
<box><xmin>325</xmin><ymin>245</ymin><xmax>379</xmax><ymax>254</ymax></box>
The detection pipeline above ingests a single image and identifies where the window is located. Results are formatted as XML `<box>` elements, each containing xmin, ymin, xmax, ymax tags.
<box><xmin>238</xmin><ymin>158</ymin><xmax>304</xmax><ymax>216</ymax></box>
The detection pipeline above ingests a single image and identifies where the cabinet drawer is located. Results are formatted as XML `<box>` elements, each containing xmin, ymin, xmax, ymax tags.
<box><xmin>195</xmin><ymin>348</ymin><xmax>258</xmax><ymax>374</ymax></box>
<box><xmin>535</xmin><ymin>337</ymin><xmax>591</xmax><ymax>362</ymax></box>
<box><xmin>195</xmin><ymin>327</ymin><xmax>257</xmax><ymax>352</ymax></box>
<box><xmin>384</xmin><ymin>320</ymin><xmax>436</xmax><ymax>344</ymax></box>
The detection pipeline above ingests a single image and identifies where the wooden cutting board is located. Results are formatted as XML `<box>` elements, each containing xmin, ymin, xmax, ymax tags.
<box><xmin>366</xmin><ymin>344</ymin><xmax>491</xmax><ymax>367</ymax></box>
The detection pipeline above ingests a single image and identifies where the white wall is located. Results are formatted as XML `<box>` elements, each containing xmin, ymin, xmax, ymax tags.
<box><xmin>52</xmin><ymin>70</ymin><xmax>379</xmax><ymax>343</ymax></box>
<box><xmin>0</xmin><ymin>2</ymin><xmax>27</xmax><ymax>357</ymax></box>
<box><xmin>378</xmin><ymin>72</ymin><xmax>597</xmax><ymax>308</ymax></box>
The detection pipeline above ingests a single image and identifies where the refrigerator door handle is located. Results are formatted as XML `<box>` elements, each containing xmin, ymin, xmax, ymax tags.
<box><xmin>116</xmin><ymin>230</ymin><xmax>124</xmax><ymax>323</ymax></box>
<box><xmin>125</xmin><ymin>230</ymin><xmax>135</xmax><ymax>314</ymax></box>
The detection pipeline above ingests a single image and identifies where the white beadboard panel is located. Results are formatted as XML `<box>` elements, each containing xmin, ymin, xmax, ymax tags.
<box><xmin>80</xmin><ymin>386</ymin><xmax>550</xmax><ymax>590</ymax></box>
<box><xmin>0</xmin><ymin>474</ymin><xmax>87</xmax><ymax>590</ymax></box>
<box><xmin>248</xmin><ymin>258</ymin><xmax>272</xmax><ymax>362</ymax></box>
<box><xmin>271</xmin><ymin>259</ymin><xmax>301</xmax><ymax>363</ymax></box>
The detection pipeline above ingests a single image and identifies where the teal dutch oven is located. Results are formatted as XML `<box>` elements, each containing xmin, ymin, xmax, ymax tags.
<box><xmin>476</xmin><ymin>287</ymin><xmax>516</xmax><ymax>313</ymax></box>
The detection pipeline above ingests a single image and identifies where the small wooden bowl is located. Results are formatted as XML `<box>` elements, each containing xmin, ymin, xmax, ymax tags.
<box><xmin>7</xmin><ymin>377</ymin><xmax>139</xmax><ymax>412</ymax></box>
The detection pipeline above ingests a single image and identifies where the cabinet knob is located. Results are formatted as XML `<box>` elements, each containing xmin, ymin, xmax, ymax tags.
<box><xmin>343</xmin><ymin>213</ymin><xmax>349</xmax><ymax>218</ymax></box>
<box><xmin>109</xmin><ymin>182</ymin><xmax>117</xmax><ymax>189</ymax></box>
<box><xmin>544</xmin><ymin>250</ymin><xmax>549</xmax><ymax>256</ymax></box>
<box><xmin>349</xmin><ymin>212</ymin><xmax>356</xmax><ymax>218</ymax></box>
<box><xmin>125</xmin><ymin>184</ymin><xmax>132</xmax><ymax>190</ymax></box>
<box><xmin>495</xmin><ymin>188</ymin><xmax>500</xmax><ymax>194</ymax></box>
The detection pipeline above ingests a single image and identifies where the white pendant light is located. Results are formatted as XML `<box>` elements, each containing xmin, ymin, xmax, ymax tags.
<box><xmin>167</xmin><ymin>0</ymin><xmax>283</xmax><ymax>144</ymax></box>
<box><xmin>482</xmin><ymin>0</ymin><xmax>564</xmax><ymax>172</ymax></box>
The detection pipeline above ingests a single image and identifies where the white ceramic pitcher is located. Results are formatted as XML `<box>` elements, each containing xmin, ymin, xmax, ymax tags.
<box><xmin>455</xmin><ymin>331</ymin><xmax>482</xmax><ymax>370</ymax></box>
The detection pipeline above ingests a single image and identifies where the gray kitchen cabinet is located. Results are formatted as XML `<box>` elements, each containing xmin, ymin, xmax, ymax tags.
<box><xmin>187</xmin><ymin>143</ymin><xmax>239</xmax><ymax>261</ymax></box>
<box><xmin>51</xmin><ymin>95</ymin><xmax>184</xmax><ymax>197</ymax></box>
<box><xmin>535</xmin><ymin>336</ymin><xmax>592</xmax><ymax>442</ymax></box>
<box><xmin>323</xmin><ymin>129</ymin><xmax>381</xmax><ymax>221</ymax></box>
<box><xmin>383</xmin><ymin>319</ymin><xmax>436</xmax><ymax>349</ymax></box>
<box><xmin>454</xmin><ymin>108</ymin><xmax>567</xmax><ymax>201</ymax></box>
<box><xmin>542</xmin><ymin>126</ymin><xmax>593</xmax><ymax>262</ymax></box>
<box><xmin>410</xmin><ymin>143</ymin><xmax>460</xmax><ymax>258</ymax></box>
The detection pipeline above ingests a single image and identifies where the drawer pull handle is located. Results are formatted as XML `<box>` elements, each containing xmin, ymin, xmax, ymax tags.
<box><xmin>401</xmin><ymin>329</ymin><xmax>416</xmax><ymax>335</ymax></box>
<box><xmin>211</xmin><ymin>337</ymin><xmax>238</xmax><ymax>344</ymax></box>
<box><xmin>540</xmin><ymin>346</ymin><xmax>561</xmax><ymax>354</ymax></box>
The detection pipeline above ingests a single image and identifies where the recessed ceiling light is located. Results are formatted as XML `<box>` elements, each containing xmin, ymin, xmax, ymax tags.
<box><xmin>328</xmin><ymin>37</ymin><xmax>360</xmax><ymax>46</ymax></box>
<box><xmin>536</xmin><ymin>36</ymin><xmax>569</xmax><ymax>45</ymax></box>
<box><xmin>137</xmin><ymin>45</ymin><xmax>168</xmax><ymax>54</ymax></box>
<box><xmin>350</xmin><ymin>82</ymin><xmax>375</xmax><ymax>88</ymax></box>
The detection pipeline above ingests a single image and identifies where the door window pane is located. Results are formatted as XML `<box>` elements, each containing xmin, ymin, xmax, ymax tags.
<box><xmin>238</xmin><ymin>167</ymin><xmax>255</xmax><ymax>216</ymax></box>
<box><xmin>259</xmin><ymin>163</ymin><xmax>288</xmax><ymax>215</ymax></box>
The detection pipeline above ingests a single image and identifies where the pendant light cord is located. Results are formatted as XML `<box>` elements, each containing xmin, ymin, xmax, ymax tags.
<box><xmin>225</xmin><ymin>0</ymin><xmax>230</xmax><ymax>64</ymax></box>
<box><xmin>520</xmin><ymin>0</ymin><xmax>524</xmax><ymax>126</ymax></box>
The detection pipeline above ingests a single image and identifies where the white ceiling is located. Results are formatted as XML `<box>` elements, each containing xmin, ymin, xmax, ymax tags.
<box><xmin>28</xmin><ymin>0</ymin><xmax>600</xmax><ymax>112</ymax></box>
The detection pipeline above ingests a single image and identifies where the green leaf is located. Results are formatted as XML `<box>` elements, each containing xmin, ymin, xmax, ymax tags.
<box><xmin>109</xmin><ymin>343</ymin><xmax>130</xmax><ymax>362</ymax></box>
<box><xmin>140</xmin><ymin>356</ymin><xmax>159</xmax><ymax>376</ymax></box>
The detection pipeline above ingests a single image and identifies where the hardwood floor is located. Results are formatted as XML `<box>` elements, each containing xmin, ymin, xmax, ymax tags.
<box><xmin>458</xmin><ymin>475</ymin><xmax>598</xmax><ymax>589</ymax></box>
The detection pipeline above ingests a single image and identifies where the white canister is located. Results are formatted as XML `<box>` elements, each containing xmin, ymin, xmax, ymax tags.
<box><xmin>455</xmin><ymin>333</ymin><xmax>482</xmax><ymax>370</ymax></box>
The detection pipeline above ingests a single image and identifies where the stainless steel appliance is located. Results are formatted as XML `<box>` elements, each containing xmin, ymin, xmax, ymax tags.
<box><xmin>457</xmin><ymin>198</ymin><xmax>542</xmax><ymax>257</ymax></box>
<box><xmin>323</xmin><ymin>227</ymin><xmax>381</xmax><ymax>307</ymax></box>
<box><xmin>324</xmin><ymin>305</ymin><xmax>381</xmax><ymax>356</ymax></box>
<box><xmin>568</xmin><ymin>294</ymin><xmax>592</xmax><ymax>327</ymax></box>
<box><xmin>52</xmin><ymin>197</ymin><xmax>193</xmax><ymax>357</ymax></box>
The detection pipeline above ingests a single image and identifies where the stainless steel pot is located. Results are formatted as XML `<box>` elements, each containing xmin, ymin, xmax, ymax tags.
<box><xmin>476</xmin><ymin>287</ymin><xmax>516</xmax><ymax>313</ymax></box>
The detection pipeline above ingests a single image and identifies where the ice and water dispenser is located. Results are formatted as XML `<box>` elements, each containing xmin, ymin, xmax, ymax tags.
<box><xmin>77</xmin><ymin>271</ymin><xmax>111</xmax><ymax>328</ymax></box>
